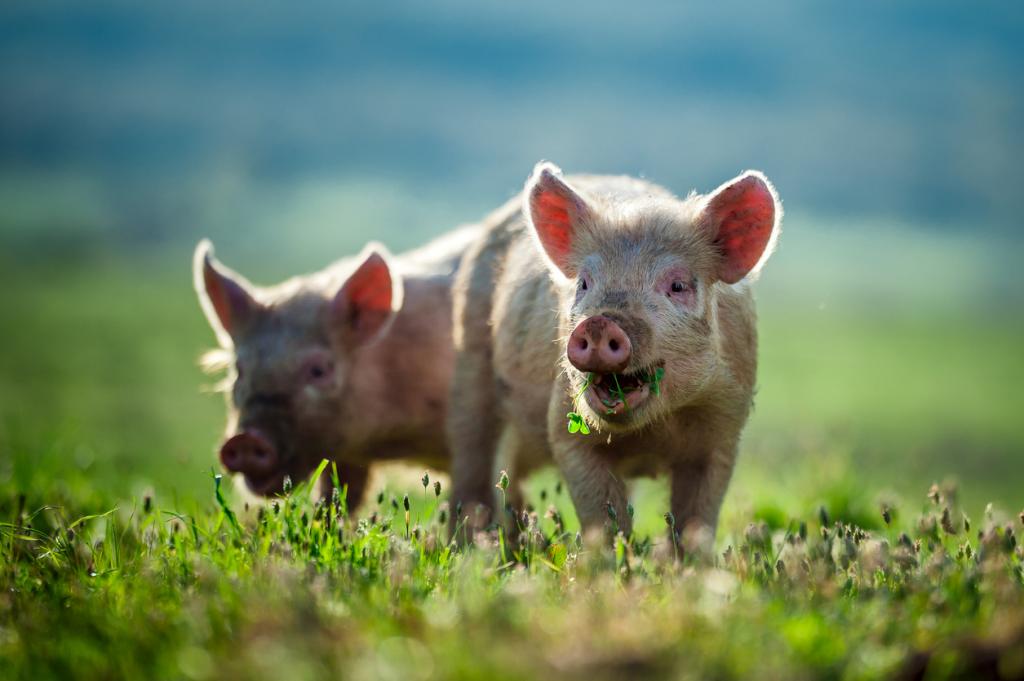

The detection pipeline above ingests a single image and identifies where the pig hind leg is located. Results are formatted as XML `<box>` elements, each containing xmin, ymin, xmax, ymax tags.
<box><xmin>447</xmin><ymin>347</ymin><xmax>502</xmax><ymax>538</ymax></box>
<box><xmin>492</xmin><ymin>424</ymin><xmax>529</xmax><ymax>535</ymax></box>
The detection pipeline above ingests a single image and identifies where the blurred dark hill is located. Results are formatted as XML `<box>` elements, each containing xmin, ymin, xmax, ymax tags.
<box><xmin>1</xmin><ymin>1</ymin><xmax>1022</xmax><ymax>265</ymax></box>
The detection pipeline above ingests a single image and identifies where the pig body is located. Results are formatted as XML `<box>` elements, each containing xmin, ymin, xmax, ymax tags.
<box><xmin>195</xmin><ymin>226</ymin><xmax>478</xmax><ymax>505</ymax></box>
<box><xmin>449</xmin><ymin>164</ymin><xmax>781</xmax><ymax>539</ymax></box>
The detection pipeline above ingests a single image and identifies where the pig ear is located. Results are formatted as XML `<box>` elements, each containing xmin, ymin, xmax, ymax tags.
<box><xmin>524</xmin><ymin>161</ymin><xmax>593</xmax><ymax>278</ymax></box>
<box><xmin>332</xmin><ymin>242</ymin><xmax>404</xmax><ymax>346</ymax></box>
<box><xmin>698</xmin><ymin>171</ymin><xmax>782</xmax><ymax>284</ymax></box>
<box><xmin>193</xmin><ymin>240</ymin><xmax>260</xmax><ymax>347</ymax></box>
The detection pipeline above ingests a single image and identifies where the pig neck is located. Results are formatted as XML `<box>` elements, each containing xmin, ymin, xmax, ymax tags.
<box><xmin>344</xmin><ymin>273</ymin><xmax>450</xmax><ymax>459</ymax></box>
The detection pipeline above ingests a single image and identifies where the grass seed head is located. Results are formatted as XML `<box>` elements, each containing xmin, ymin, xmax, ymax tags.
<box><xmin>422</xmin><ymin>471</ymin><xmax>430</xmax><ymax>490</ymax></box>
<box><xmin>497</xmin><ymin>470</ymin><xmax>510</xmax><ymax>491</ymax></box>
<box><xmin>941</xmin><ymin>507</ymin><xmax>957</xmax><ymax>535</ymax></box>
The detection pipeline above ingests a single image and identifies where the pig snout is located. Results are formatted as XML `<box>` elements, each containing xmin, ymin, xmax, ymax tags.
<box><xmin>567</xmin><ymin>316</ymin><xmax>632</xmax><ymax>373</ymax></box>
<box><xmin>219</xmin><ymin>430</ymin><xmax>278</xmax><ymax>477</ymax></box>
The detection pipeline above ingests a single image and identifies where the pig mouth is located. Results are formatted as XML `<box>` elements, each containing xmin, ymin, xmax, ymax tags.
<box><xmin>582</xmin><ymin>365</ymin><xmax>665</xmax><ymax>419</ymax></box>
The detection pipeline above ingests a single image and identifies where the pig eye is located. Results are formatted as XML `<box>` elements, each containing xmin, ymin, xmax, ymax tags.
<box><xmin>305</xmin><ymin>358</ymin><xmax>334</xmax><ymax>383</ymax></box>
<box><xmin>670</xmin><ymin>281</ymin><xmax>685</xmax><ymax>294</ymax></box>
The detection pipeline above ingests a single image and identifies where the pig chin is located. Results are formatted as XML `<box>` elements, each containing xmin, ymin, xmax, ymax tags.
<box><xmin>242</xmin><ymin>448</ymin><xmax>324</xmax><ymax>497</ymax></box>
<box><xmin>242</xmin><ymin>470</ymin><xmax>288</xmax><ymax>497</ymax></box>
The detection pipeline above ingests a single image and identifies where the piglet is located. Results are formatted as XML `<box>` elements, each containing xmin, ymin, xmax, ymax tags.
<box><xmin>194</xmin><ymin>228</ymin><xmax>477</xmax><ymax>506</ymax></box>
<box><xmin>448</xmin><ymin>162</ymin><xmax>781</xmax><ymax>540</ymax></box>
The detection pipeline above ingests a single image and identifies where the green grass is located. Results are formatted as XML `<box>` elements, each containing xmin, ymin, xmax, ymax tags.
<box><xmin>1</xmin><ymin>253</ymin><xmax>1023</xmax><ymax>680</ymax></box>
<box><xmin>2</xmin><ymin>467</ymin><xmax>1023</xmax><ymax>681</ymax></box>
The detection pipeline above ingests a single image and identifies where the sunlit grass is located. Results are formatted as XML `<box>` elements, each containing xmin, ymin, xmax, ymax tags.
<box><xmin>2</xmin><ymin>467</ymin><xmax>1022</xmax><ymax>681</ymax></box>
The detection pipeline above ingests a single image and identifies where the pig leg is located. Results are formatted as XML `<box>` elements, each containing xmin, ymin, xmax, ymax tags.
<box><xmin>555</xmin><ymin>441</ymin><xmax>631</xmax><ymax>537</ymax></box>
<box><xmin>493</xmin><ymin>424</ymin><xmax>528</xmax><ymax>535</ymax></box>
<box><xmin>669</xmin><ymin>447</ymin><xmax>737</xmax><ymax>545</ymax></box>
<box><xmin>318</xmin><ymin>462</ymin><xmax>370</xmax><ymax>514</ymax></box>
<box><xmin>548</xmin><ymin>390</ymin><xmax>630</xmax><ymax>536</ymax></box>
<box><xmin>448</xmin><ymin>349</ymin><xmax>501</xmax><ymax>537</ymax></box>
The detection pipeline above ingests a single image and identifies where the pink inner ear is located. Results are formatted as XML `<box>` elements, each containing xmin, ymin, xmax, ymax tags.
<box><xmin>528</xmin><ymin>169</ymin><xmax>586</xmax><ymax>276</ymax></box>
<box><xmin>337</xmin><ymin>253</ymin><xmax>393</xmax><ymax>339</ymax></box>
<box><xmin>345</xmin><ymin>255</ymin><xmax>392</xmax><ymax>313</ymax></box>
<box><xmin>707</xmin><ymin>175</ymin><xmax>776</xmax><ymax>284</ymax></box>
<box><xmin>203</xmin><ymin>260</ymin><xmax>252</xmax><ymax>335</ymax></box>
<box><xmin>532</xmin><ymin>186</ymin><xmax>573</xmax><ymax>258</ymax></box>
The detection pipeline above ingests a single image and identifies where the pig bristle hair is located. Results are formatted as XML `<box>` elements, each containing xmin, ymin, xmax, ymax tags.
<box><xmin>199</xmin><ymin>348</ymin><xmax>233</xmax><ymax>386</ymax></box>
<box><xmin>199</xmin><ymin>348</ymin><xmax>232</xmax><ymax>374</ymax></box>
<box><xmin>198</xmin><ymin>348</ymin><xmax>234</xmax><ymax>393</ymax></box>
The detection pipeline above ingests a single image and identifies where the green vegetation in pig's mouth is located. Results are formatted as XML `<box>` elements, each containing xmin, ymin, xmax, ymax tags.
<box><xmin>568</xmin><ymin>366</ymin><xmax>665</xmax><ymax>433</ymax></box>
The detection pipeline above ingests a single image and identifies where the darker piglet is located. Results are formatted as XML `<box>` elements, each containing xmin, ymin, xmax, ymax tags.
<box><xmin>194</xmin><ymin>229</ymin><xmax>477</xmax><ymax>507</ymax></box>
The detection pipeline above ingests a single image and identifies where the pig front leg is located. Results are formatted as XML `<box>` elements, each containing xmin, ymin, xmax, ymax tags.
<box><xmin>447</xmin><ymin>349</ymin><xmax>501</xmax><ymax>539</ymax></box>
<box><xmin>318</xmin><ymin>461</ymin><xmax>370</xmax><ymax>514</ymax></box>
<box><xmin>547</xmin><ymin>392</ymin><xmax>631</xmax><ymax>538</ymax></box>
<box><xmin>668</xmin><ymin>446</ymin><xmax>737</xmax><ymax>547</ymax></box>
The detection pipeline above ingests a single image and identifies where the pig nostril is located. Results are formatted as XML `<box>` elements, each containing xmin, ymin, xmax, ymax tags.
<box><xmin>220</xmin><ymin>444</ymin><xmax>242</xmax><ymax>471</ymax></box>
<box><xmin>608</xmin><ymin>339</ymin><xmax>619</xmax><ymax>352</ymax></box>
<box><xmin>579</xmin><ymin>339</ymin><xmax>588</xmax><ymax>350</ymax></box>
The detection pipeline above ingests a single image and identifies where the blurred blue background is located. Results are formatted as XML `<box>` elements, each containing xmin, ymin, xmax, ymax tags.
<box><xmin>1</xmin><ymin>1</ymin><xmax>1021</xmax><ymax>518</ymax></box>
